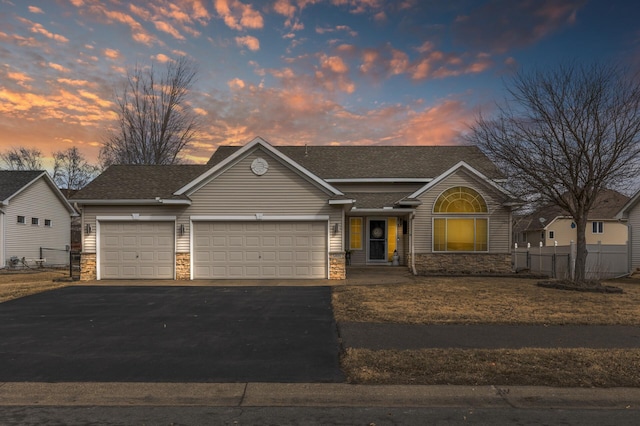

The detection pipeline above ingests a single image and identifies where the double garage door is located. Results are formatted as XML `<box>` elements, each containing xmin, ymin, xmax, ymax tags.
<box><xmin>100</xmin><ymin>221</ymin><xmax>175</xmax><ymax>279</ymax></box>
<box><xmin>193</xmin><ymin>221</ymin><xmax>327</xmax><ymax>279</ymax></box>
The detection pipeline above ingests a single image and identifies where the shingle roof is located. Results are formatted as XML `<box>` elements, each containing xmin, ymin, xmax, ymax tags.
<box><xmin>208</xmin><ymin>145</ymin><xmax>504</xmax><ymax>180</ymax></box>
<box><xmin>71</xmin><ymin>165</ymin><xmax>209</xmax><ymax>200</ymax></box>
<box><xmin>344</xmin><ymin>192</ymin><xmax>412</xmax><ymax>209</ymax></box>
<box><xmin>0</xmin><ymin>170</ymin><xmax>46</xmax><ymax>202</ymax></box>
<box><xmin>516</xmin><ymin>189</ymin><xmax>630</xmax><ymax>232</ymax></box>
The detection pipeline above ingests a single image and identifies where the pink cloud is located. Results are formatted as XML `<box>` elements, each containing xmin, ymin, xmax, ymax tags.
<box><xmin>28</xmin><ymin>6</ymin><xmax>44</xmax><ymax>14</ymax></box>
<box><xmin>214</xmin><ymin>0</ymin><xmax>263</xmax><ymax>31</ymax></box>
<box><xmin>154</xmin><ymin>20</ymin><xmax>186</xmax><ymax>40</ymax></box>
<box><xmin>236</xmin><ymin>35</ymin><xmax>260</xmax><ymax>51</ymax></box>
<box><xmin>103</xmin><ymin>48</ymin><xmax>120</xmax><ymax>60</ymax></box>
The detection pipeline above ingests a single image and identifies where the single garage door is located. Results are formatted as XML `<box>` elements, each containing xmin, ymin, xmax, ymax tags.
<box><xmin>100</xmin><ymin>221</ymin><xmax>174</xmax><ymax>279</ymax></box>
<box><xmin>193</xmin><ymin>221</ymin><xmax>327</xmax><ymax>279</ymax></box>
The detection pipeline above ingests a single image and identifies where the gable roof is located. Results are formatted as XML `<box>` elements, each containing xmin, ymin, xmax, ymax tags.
<box><xmin>208</xmin><ymin>144</ymin><xmax>504</xmax><ymax>180</ymax></box>
<box><xmin>616</xmin><ymin>187</ymin><xmax>640</xmax><ymax>219</ymax></box>
<box><xmin>71</xmin><ymin>165</ymin><xmax>209</xmax><ymax>202</ymax></box>
<box><xmin>175</xmin><ymin>137</ymin><xmax>344</xmax><ymax>196</ymax></box>
<box><xmin>0</xmin><ymin>170</ymin><xmax>44</xmax><ymax>202</ymax></box>
<box><xmin>0</xmin><ymin>170</ymin><xmax>76</xmax><ymax>213</ymax></box>
<box><xmin>517</xmin><ymin>189</ymin><xmax>630</xmax><ymax>232</ymax></box>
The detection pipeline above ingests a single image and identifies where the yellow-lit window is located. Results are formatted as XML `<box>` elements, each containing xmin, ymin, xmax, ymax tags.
<box><xmin>349</xmin><ymin>217</ymin><xmax>363</xmax><ymax>250</ymax></box>
<box><xmin>433</xmin><ymin>187</ymin><xmax>488</xmax><ymax>252</ymax></box>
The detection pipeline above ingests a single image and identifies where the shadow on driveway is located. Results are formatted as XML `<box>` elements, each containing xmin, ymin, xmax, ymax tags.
<box><xmin>0</xmin><ymin>286</ymin><xmax>344</xmax><ymax>383</ymax></box>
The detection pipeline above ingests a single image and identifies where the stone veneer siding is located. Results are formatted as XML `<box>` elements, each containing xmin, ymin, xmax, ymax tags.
<box><xmin>413</xmin><ymin>253</ymin><xmax>512</xmax><ymax>275</ymax></box>
<box><xmin>329</xmin><ymin>252</ymin><xmax>346</xmax><ymax>280</ymax></box>
<box><xmin>176</xmin><ymin>253</ymin><xmax>190</xmax><ymax>280</ymax></box>
<box><xmin>80</xmin><ymin>252</ymin><xmax>97</xmax><ymax>281</ymax></box>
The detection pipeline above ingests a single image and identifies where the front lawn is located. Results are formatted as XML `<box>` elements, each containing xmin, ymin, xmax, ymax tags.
<box><xmin>334</xmin><ymin>276</ymin><xmax>640</xmax><ymax>387</ymax></box>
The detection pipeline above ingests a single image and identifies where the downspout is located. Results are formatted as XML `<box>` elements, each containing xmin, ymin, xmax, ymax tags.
<box><xmin>410</xmin><ymin>212</ymin><xmax>417</xmax><ymax>275</ymax></box>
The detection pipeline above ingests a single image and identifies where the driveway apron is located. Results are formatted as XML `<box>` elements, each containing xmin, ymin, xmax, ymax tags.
<box><xmin>0</xmin><ymin>286</ymin><xmax>344</xmax><ymax>383</ymax></box>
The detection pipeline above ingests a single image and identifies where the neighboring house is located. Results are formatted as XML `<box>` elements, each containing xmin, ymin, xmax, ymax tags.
<box><xmin>616</xmin><ymin>189</ymin><xmax>640</xmax><ymax>272</ymax></box>
<box><xmin>71</xmin><ymin>137</ymin><xmax>519</xmax><ymax>281</ymax></box>
<box><xmin>514</xmin><ymin>189</ymin><xmax>629</xmax><ymax>247</ymax></box>
<box><xmin>0</xmin><ymin>171</ymin><xmax>76</xmax><ymax>268</ymax></box>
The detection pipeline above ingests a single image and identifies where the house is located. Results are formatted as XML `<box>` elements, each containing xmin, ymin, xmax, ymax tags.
<box><xmin>71</xmin><ymin>137</ymin><xmax>519</xmax><ymax>281</ymax></box>
<box><xmin>514</xmin><ymin>189</ymin><xmax>629</xmax><ymax>247</ymax></box>
<box><xmin>616</xmin><ymin>189</ymin><xmax>640</xmax><ymax>272</ymax></box>
<box><xmin>0</xmin><ymin>170</ymin><xmax>76</xmax><ymax>268</ymax></box>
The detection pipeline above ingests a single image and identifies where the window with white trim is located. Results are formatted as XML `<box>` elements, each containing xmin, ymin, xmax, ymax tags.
<box><xmin>17</xmin><ymin>215</ymin><xmax>25</xmax><ymax>224</ymax></box>
<box><xmin>31</xmin><ymin>217</ymin><xmax>39</xmax><ymax>226</ymax></box>
<box><xmin>433</xmin><ymin>186</ymin><xmax>489</xmax><ymax>252</ymax></box>
<box><xmin>592</xmin><ymin>221</ymin><xmax>604</xmax><ymax>234</ymax></box>
<box><xmin>44</xmin><ymin>219</ymin><xmax>52</xmax><ymax>227</ymax></box>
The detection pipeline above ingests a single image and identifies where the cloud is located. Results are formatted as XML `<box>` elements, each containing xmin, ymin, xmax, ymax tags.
<box><xmin>214</xmin><ymin>0</ymin><xmax>263</xmax><ymax>31</ymax></box>
<box><xmin>153</xmin><ymin>20</ymin><xmax>185</xmax><ymax>40</ymax></box>
<box><xmin>48</xmin><ymin>62</ymin><xmax>70</xmax><ymax>73</ymax></box>
<box><xmin>453</xmin><ymin>0</ymin><xmax>587</xmax><ymax>53</ymax></box>
<box><xmin>28</xmin><ymin>6</ymin><xmax>44</xmax><ymax>14</ymax></box>
<box><xmin>153</xmin><ymin>53</ymin><xmax>173</xmax><ymax>63</ymax></box>
<box><xmin>236</xmin><ymin>35</ymin><xmax>260</xmax><ymax>51</ymax></box>
<box><xmin>6</xmin><ymin>71</ymin><xmax>33</xmax><ymax>83</ymax></box>
<box><xmin>18</xmin><ymin>18</ymin><xmax>69</xmax><ymax>43</ymax></box>
<box><xmin>103</xmin><ymin>48</ymin><xmax>120</xmax><ymax>60</ymax></box>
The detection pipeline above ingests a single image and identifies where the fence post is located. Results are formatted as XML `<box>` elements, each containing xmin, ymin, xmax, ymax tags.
<box><xmin>539</xmin><ymin>241</ymin><xmax>543</xmax><ymax>274</ymax></box>
<box><xmin>527</xmin><ymin>242</ymin><xmax>531</xmax><ymax>269</ymax></box>
<box><xmin>514</xmin><ymin>243</ymin><xmax>518</xmax><ymax>271</ymax></box>
<box><xmin>570</xmin><ymin>240</ymin><xmax>576</xmax><ymax>281</ymax></box>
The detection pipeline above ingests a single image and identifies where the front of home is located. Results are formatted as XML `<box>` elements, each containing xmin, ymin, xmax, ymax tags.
<box><xmin>71</xmin><ymin>137</ymin><xmax>518</xmax><ymax>281</ymax></box>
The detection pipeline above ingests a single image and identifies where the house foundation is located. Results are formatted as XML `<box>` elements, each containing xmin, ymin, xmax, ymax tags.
<box><xmin>79</xmin><ymin>253</ymin><xmax>97</xmax><ymax>281</ymax></box>
<box><xmin>413</xmin><ymin>253</ymin><xmax>512</xmax><ymax>275</ymax></box>
<box><xmin>176</xmin><ymin>253</ymin><xmax>190</xmax><ymax>280</ymax></box>
<box><xmin>329</xmin><ymin>252</ymin><xmax>346</xmax><ymax>279</ymax></box>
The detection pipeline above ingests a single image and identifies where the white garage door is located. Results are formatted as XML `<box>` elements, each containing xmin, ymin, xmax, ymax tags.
<box><xmin>100</xmin><ymin>221</ymin><xmax>174</xmax><ymax>279</ymax></box>
<box><xmin>193</xmin><ymin>221</ymin><xmax>327</xmax><ymax>279</ymax></box>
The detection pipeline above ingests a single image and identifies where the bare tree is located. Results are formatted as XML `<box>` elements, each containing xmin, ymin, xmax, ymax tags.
<box><xmin>53</xmin><ymin>147</ymin><xmax>99</xmax><ymax>197</ymax></box>
<box><xmin>0</xmin><ymin>147</ymin><xmax>44</xmax><ymax>170</ymax></box>
<box><xmin>100</xmin><ymin>57</ymin><xmax>199</xmax><ymax>167</ymax></box>
<box><xmin>467</xmin><ymin>62</ymin><xmax>640</xmax><ymax>283</ymax></box>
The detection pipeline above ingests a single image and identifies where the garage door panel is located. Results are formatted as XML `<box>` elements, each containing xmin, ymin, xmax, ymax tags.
<box><xmin>100</xmin><ymin>221</ymin><xmax>174</xmax><ymax>279</ymax></box>
<box><xmin>193</xmin><ymin>221</ymin><xmax>326</xmax><ymax>279</ymax></box>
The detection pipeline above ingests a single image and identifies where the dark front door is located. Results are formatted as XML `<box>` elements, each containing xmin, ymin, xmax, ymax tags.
<box><xmin>368</xmin><ymin>219</ymin><xmax>386</xmax><ymax>262</ymax></box>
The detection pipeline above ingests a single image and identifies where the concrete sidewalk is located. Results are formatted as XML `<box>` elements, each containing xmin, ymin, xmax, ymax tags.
<box><xmin>1</xmin><ymin>382</ymin><xmax>639</xmax><ymax>409</ymax></box>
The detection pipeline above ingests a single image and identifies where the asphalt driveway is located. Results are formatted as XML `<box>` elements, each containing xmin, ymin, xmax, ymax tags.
<box><xmin>0</xmin><ymin>286</ymin><xmax>344</xmax><ymax>383</ymax></box>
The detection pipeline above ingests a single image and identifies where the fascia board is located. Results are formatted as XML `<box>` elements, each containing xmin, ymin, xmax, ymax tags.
<box><xmin>73</xmin><ymin>199</ymin><xmax>191</xmax><ymax>206</ymax></box>
<box><xmin>615</xmin><ymin>189</ymin><xmax>640</xmax><ymax>219</ymax></box>
<box><xmin>329</xmin><ymin>199</ymin><xmax>355</xmax><ymax>205</ymax></box>
<box><xmin>349</xmin><ymin>208</ymin><xmax>416</xmax><ymax>215</ymax></box>
<box><xmin>175</xmin><ymin>136</ymin><xmax>343</xmax><ymax>197</ymax></box>
<box><xmin>326</xmin><ymin>178</ymin><xmax>433</xmax><ymax>183</ymax></box>
<box><xmin>408</xmin><ymin>161</ymin><xmax>511</xmax><ymax>199</ymax></box>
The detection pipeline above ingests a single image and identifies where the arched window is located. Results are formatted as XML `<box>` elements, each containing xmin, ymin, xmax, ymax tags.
<box><xmin>433</xmin><ymin>187</ymin><xmax>488</xmax><ymax>252</ymax></box>
<box><xmin>433</xmin><ymin>186</ymin><xmax>487</xmax><ymax>213</ymax></box>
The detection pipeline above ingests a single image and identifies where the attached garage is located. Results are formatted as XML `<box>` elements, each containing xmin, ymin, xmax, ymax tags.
<box><xmin>99</xmin><ymin>221</ymin><xmax>175</xmax><ymax>279</ymax></box>
<box><xmin>192</xmin><ymin>221</ymin><xmax>327</xmax><ymax>279</ymax></box>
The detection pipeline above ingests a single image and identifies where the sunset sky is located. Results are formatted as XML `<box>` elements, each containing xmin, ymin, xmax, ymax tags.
<box><xmin>0</xmin><ymin>0</ymin><xmax>638</xmax><ymax>169</ymax></box>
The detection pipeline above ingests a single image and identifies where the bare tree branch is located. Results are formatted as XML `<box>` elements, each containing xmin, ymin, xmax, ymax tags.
<box><xmin>0</xmin><ymin>147</ymin><xmax>43</xmax><ymax>170</ymax></box>
<box><xmin>52</xmin><ymin>147</ymin><xmax>99</xmax><ymax>196</ymax></box>
<box><xmin>100</xmin><ymin>57</ymin><xmax>199</xmax><ymax>167</ymax></box>
<box><xmin>467</xmin><ymin>61</ymin><xmax>640</xmax><ymax>283</ymax></box>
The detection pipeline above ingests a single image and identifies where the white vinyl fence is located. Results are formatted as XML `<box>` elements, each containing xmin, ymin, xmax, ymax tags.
<box><xmin>512</xmin><ymin>242</ymin><xmax>628</xmax><ymax>280</ymax></box>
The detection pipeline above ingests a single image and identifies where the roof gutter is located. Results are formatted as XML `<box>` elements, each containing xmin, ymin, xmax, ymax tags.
<box><xmin>72</xmin><ymin>199</ymin><xmax>192</xmax><ymax>206</ymax></box>
<box><xmin>347</xmin><ymin>207</ymin><xmax>416</xmax><ymax>215</ymax></box>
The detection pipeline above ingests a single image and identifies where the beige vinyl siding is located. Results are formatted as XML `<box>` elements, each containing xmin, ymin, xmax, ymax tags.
<box><xmin>413</xmin><ymin>170</ymin><xmax>511</xmax><ymax>254</ymax></box>
<box><xmin>188</xmin><ymin>149</ymin><xmax>342</xmax><ymax>252</ymax></box>
<box><xmin>628</xmin><ymin>204</ymin><xmax>640</xmax><ymax>271</ymax></box>
<box><xmin>542</xmin><ymin>218</ymin><xmax>628</xmax><ymax>246</ymax></box>
<box><xmin>82</xmin><ymin>205</ymin><xmax>187</xmax><ymax>253</ymax></box>
<box><xmin>4</xmin><ymin>177</ymin><xmax>71</xmax><ymax>261</ymax></box>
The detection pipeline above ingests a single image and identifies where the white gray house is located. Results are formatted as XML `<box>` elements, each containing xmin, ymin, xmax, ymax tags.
<box><xmin>0</xmin><ymin>170</ymin><xmax>76</xmax><ymax>268</ymax></box>
<box><xmin>616</xmin><ymin>190</ymin><xmax>640</xmax><ymax>272</ymax></box>
<box><xmin>71</xmin><ymin>137</ymin><xmax>519</xmax><ymax>281</ymax></box>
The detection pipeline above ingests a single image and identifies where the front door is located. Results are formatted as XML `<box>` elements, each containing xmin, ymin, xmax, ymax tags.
<box><xmin>368</xmin><ymin>219</ymin><xmax>387</xmax><ymax>262</ymax></box>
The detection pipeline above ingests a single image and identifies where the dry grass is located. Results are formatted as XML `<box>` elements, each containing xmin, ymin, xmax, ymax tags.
<box><xmin>342</xmin><ymin>348</ymin><xmax>640</xmax><ymax>387</ymax></box>
<box><xmin>333</xmin><ymin>276</ymin><xmax>640</xmax><ymax>325</ymax></box>
<box><xmin>335</xmin><ymin>275</ymin><xmax>640</xmax><ymax>386</ymax></box>
<box><xmin>0</xmin><ymin>269</ymin><xmax>72</xmax><ymax>303</ymax></box>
